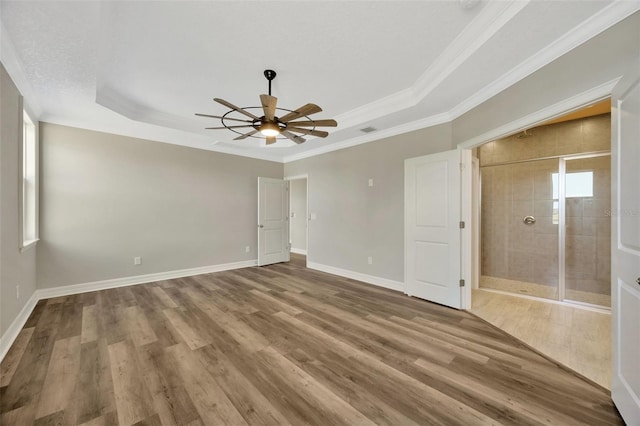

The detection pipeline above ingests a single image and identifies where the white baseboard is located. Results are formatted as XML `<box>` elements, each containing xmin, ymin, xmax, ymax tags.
<box><xmin>307</xmin><ymin>262</ymin><xmax>404</xmax><ymax>293</ymax></box>
<box><xmin>0</xmin><ymin>259</ymin><xmax>257</xmax><ymax>363</ymax></box>
<box><xmin>37</xmin><ymin>259</ymin><xmax>257</xmax><ymax>300</ymax></box>
<box><xmin>0</xmin><ymin>291</ymin><xmax>39</xmax><ymax>362</ymax></box>
<box><xmin>290</xmin><ymin>248</ymin><xmax>307</xmax><ymax>255</ymax></box>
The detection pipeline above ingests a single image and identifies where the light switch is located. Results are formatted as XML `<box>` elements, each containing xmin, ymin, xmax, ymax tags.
<box><xmin>368</xmin><ymin>178</ymin><xmax>374</xmax><ymax>187</ymax></box>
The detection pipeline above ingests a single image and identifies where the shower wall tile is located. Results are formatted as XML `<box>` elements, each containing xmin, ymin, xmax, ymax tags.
<box><xmin>566</xmin><ymin>198</ymin><xmax>583</xmax><ymax>217</ymax></box>
<box><xmin>534</xmin><ymin>219</ymin><xmax>558</xmax><ymax>235</ymax></box>
<box><xmin>582</xmin><ymin>114</ymin><xmax>611</xmax><ymax>152</ymax></box>
<box><xmin>508</xmin><ymin>250</ymin><xmax>533</xmax><ymax>282</ymax></box>
<box><xmin>556</xmin><ymin>120</ymin><xmax>583</xmax><ymax>155</ymax></box>
<box><xmin>534</xmin><ymin>200</ymin><xmax>555</xmax><ymax>217</ymax></box>
<box><xmin>566</xmin><ymin>217</ymin><xmax>583</xmax><ymax>235</ymax></box>
<box><xmin>478</xmin><ymin>113</ymin><xmax>610</xmax><ymax>166</ymax></box>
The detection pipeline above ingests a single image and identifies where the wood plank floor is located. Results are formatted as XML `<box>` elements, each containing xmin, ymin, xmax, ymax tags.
<box><xmin>1</xmin><ymin>256</ymin><xmax>622</xmax><ymax>425</ymax></box>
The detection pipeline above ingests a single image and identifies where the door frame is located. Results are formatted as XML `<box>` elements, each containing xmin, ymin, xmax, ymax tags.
<box><xmin>457</xmin><ymin>79</ymin><xmax>620</xmax><ymax>312</ymax></box>
<box><xmin>284</xmin><ymin>174</ymin><xmax>309</xmax><ymax>260</ymax></box>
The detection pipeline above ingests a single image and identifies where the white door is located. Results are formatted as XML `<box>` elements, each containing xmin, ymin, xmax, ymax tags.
<box><xmin>258</xmin><ymin>177</ymin><xmax>290</xmax><ymax>266</ymax></box>
<box><xmin>405</xmin><ymin>149</ymin><xmax>464</xmax><ymax>309</ymax></box>
<box><xmin>611</xmin><ymin>60</ymin><xmax>640</xmax><ymax>424</ymax></box>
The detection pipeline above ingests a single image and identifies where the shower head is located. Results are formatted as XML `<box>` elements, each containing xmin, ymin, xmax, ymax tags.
<box><xmin>517</xmin><ymin>129</ymin><xmax>534</xmax><ymax>139</ymax></box>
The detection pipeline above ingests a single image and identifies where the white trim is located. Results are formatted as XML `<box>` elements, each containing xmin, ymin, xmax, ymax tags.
<box><xmin>284</xmin><ymin>174</ymin><xmax>309</xmax><ymax>181</ymax></box>
<box><xmin>284</xmin><ymin>174</ymin><xmax>310</xmax><ymax>260</ymax></box>
<box><xmin>19</xmin><ymin>239</ymin><xmax>39</xmax><ymax>253</ymax></box>
<box><xmin>457</xmin><ymin>78</ymin><xmax>620</xmax><ymax>149</ymax></box>
<box><xmin>449</xmin><ymin>2</ymin><xmax>640</xmax><ymax>121</ymax></box>
<box><xmin>476</xmin><ymin>288</ymin><xmax>611</xmax><ymax>315</ymax></box>
<box><xmin>0</xmin><ymin>258</ymin><xmax>257</xmax><ymax>363</ymax></box>
<box><xmin>283</xmin><ymin>113</ymin><xmax>451</xmax><ymax>163</ymax></box>
<box><xmin>0</xmin><ymin>291</ymin><xmax>39</xmax><ymax>362</ymax></box>
<box><xmin>334</xmin><ymin>1</ymin><xmax>529</xmax><ymax>131</ymax></box>
<box><xmin>307</xmin><ymin>262</ymin><xmax>404</xmax><ymax>293</ymax></box>
<box><xmin>37</xmin><ymin>259</ymin><xmax>257</xmax><ymax>300</ymax></box>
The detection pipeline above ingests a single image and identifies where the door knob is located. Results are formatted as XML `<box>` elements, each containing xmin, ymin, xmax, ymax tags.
<box><xmin>636</xmin><ymin>277</ymin><xmax>640</xmax><ymax>285</ymax></box>
<box><xmin>258</xmin><ymin>224</ymin><xmax>264</xmax><ymax>228</ymax></box>
<box><xmin>523</xmin><ymin>216</ymin><xmax>536</xmax><ymax>225</ymax></box>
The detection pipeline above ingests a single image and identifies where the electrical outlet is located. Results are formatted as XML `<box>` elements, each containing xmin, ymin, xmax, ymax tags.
<box><xmin>367</xmin><ymin>256</ymin><xmax>373</xmax><ymax>265</ymax></box>
<box><xmin>245</xmin><ymin>246</ymin><xmax>250</xmax><ymax>253</ymax></box>
<box><xmin>134</xmin><ymin>256</ymin><xmax>141</xmax><ymax>265</ymax></box>
<box><xmin>16</xmin><ymin>284</ymin><xmax>20</xmax><ymax>300</ymax></box>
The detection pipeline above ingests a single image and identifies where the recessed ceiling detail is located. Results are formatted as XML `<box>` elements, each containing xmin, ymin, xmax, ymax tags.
<box><xmin>1</xmin><ymin>1</ymin><xmax>637</xmax><ymax>162</ymax></box>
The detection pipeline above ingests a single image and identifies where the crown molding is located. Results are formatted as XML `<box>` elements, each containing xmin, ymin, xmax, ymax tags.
<box><xmin>412</xmin><ymin>0</ymin><xmax>529</xmax><ymax>102</ymax></box>
<box><xmin>448</xmin><ymin>0</ymin><xmax>640</xmax><ymax>120</ymax></box>
<box><xmin>457</xmin><ymin>77</ymin><xmax>620</xmax><ymax>149</ymax></box>
<box><xmin>334</xmin><ymin>1</ymin><xmax>529</xmax><ymax>131</ymax></box>
<box><xmin>40</xmin><ymin>115</ymin><xmax>286</xmax><ymax>163</ymax></box>
<box><xmin>282</xmin><ymin>112</ymin><xmax>451</xmax><ymax>163</ymax></box>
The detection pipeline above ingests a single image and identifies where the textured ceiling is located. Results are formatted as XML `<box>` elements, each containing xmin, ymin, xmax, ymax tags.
<box><xmin>1</xmin><ymin>1</ymin><xmax>637</xmax><ymax>162</ymax></box>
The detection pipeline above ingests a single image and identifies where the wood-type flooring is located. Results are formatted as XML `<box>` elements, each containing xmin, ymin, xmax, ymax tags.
<box><xmin>0</xmin><ymin>256</ymin><xmax>623</xmax><ymax>425</ymax></box>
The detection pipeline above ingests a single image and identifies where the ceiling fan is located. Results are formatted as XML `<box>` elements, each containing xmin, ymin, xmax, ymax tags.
<box><xmin>196</xmin><ymin>70</ymin><xmax>337</xmax><ymax>145</ymax></box>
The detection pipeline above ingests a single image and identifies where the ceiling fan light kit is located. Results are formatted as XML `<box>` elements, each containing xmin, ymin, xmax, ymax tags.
<box><xmin>196</xmin><ymin>70</ymin><xmax>337</xmax><ymax>145</ymax></box>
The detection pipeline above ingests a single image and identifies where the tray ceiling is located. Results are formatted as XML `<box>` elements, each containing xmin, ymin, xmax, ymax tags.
<box><xmin>1</xmin><ymin>1</ymin><xmax>637</xmax><ymax>162</ymax></box>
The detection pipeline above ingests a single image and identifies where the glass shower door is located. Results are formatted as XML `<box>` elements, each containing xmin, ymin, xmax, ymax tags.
<box><xmin>562</xmin><ymin>155</ymin><xmax>611</xmax><ymax>307</ymax></box>
<box><xmin>480</xmin><ymin>158</ymin><xmax>560</xmax><ymax>300</ymax></box>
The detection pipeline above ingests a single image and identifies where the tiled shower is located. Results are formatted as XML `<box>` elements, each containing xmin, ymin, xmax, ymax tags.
<box><xmin>479</xmin><ymin>113</ymin><xmax>611</xmax><ymax>307</ymax></box>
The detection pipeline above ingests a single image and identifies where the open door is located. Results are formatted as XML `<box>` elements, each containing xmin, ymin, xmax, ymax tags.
<box><xmin>611</xmin><ymin>59</ymin><xmax>640</xmax><ymax>424</ymax></box>
<box><xmin>257</xmin><ymin>177</ymin><xmax>290</xmax><ymax>266</ymax></box>
<box><xmin>405</xmin><ymin>149</ymin><xmax>468</xmax><ymax>309</ymax></box>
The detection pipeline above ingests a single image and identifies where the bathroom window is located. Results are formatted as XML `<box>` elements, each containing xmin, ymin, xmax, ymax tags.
<box><xmin>21</xmin><ymin>111</ymin><xmax>38</xmax><ymax>250</ymax></box>
<box><xmin>552</xmin><ymin>171</ymin><xmax>594</xmax><ymax>199</ymax></box>
<box><xmin>551</xmin><ymin>171</ymin><xmax>594</xmax><ymax>225</ymax></box>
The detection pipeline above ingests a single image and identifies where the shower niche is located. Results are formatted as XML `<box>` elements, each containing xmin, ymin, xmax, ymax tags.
<box><xmin>478</xmin><ymin>113</ymin><xmax>611</xmax><ymax>308</ymax></box>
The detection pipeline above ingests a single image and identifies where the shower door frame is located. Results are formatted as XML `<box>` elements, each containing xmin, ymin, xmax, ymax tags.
<box><xmin>558</xmin><ymin>152</ymin><xmax>611</xmax><ymax>309</ymax></box>
<box><xmin>477</xmin><ymin>150</ymin><xmax>612</xmax><ymax>310</ymax></box>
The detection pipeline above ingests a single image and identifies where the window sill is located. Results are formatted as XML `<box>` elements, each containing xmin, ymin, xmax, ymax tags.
<box><xmin>20</xmin><ymin>239</ymin><xmax>39</xmax><ymax>253</ymax></box>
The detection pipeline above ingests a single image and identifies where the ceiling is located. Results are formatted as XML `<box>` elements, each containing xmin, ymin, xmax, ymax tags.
<box><xmin>1</xmin><ymin>1</ymin><xmax>637</xmax><ymax>163</ymax></box>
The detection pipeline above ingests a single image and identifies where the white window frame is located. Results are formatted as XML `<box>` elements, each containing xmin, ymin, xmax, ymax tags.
<box><xmin>20</xmin><ymin>110</ymin><xmax>39</xmax><ymax>251</ymax></box>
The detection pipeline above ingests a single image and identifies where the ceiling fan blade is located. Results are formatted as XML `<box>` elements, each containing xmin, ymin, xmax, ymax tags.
<box><xmin>214</xmin><ymin>98</ymin><xmax>259</xmax><ymax>120</ymax></box>
<box><xmin>260</xmin><ymin>94</ymin><xmax>277</xmax><ymax>121</ymax></box>
<box><xmin>279</xmin><ymin>103</ymin><xmax>323</xmax><ymax>123</ymax></box>
<box><xmin>234</xmin><ymin>129</ymin><xmax>259</xmax><ymax>140</ymax></box>
<box><xmin>265</xmin><ymin>136</ymin><xmax>277</xmax><ymax>145</ymax></box>
<box><xmin>195</xmin><ymin>113</ymin><xmax>253</xmax><ymax>124</ymax></box>
<box><xmin>286</xmin><ymin>119</ymin><xmax>338</xmax><ymax>128</ymax></box>
<box><xmin>287</xmin><ymin>127</ymin><xmax>329</xmax><ymax>138</ymax></box>
<box><xmin>281</xmin><ymin>130</ymin><xmax>306</xmax><ymax>144</ymax></box>
<box><xmin>205</xmin><ymin>125</ymin><xmax>254</xmax><ymax>130</ymax></box>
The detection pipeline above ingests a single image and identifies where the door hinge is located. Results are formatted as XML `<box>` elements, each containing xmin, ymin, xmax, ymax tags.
<box><xmin>459</xmin><ymin>221</ymin><xmax>465</xmax><ymax>229</ymax></box>
<box><xmin>459</xmin><ymin>279</ymin><xmax>465</xmax><ymax>287</ymax></box>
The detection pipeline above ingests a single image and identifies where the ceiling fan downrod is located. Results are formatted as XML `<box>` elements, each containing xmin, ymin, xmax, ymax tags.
<box><xmin>264</xmin><ymin>69</ymin><xmax>276</xmax><ymax>96</ymax></box>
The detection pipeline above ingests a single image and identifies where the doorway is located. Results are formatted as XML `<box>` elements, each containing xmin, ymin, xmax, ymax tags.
<box><xmin>286</xmin><ymin>175</ymin><xmax>308</xmax><ymax>266</ymax></box>
<box><xmin>470</xmin><ymin>101</ymin><xmax>613</xmax><ymax>388</ymax></box>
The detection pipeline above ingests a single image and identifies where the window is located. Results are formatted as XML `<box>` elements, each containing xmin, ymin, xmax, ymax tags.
<box><xmin>21</xmin><ymin>111</ymin><xmax>38</xmax><ymax>250</ymax></box>
<box><xmin>551</xmin><ymin>170</ymin><xmax>594</xmax><ymax>225</ymax></box>
<box><xmin>552</xmin><ymin>171</ymin><xmax>594</xmax><ymax>199</ymax></box>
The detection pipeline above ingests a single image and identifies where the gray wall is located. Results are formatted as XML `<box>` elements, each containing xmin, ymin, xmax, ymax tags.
<box><xmin>1</xmin><ymin>64</ymin><xmax>37</xmax><ymax>336</ymax></box>
<box><xmin>289</xmin><ymin>178</ymin><xmax>307</xmax><ymax>252</ymax></box>
<box><xmin>284</xmin><ymin>123</ymin><xmax>453</xmax><ymax>283</ymax></box>
<box><xmin>38</xmin><ymin>123</ymin><xmax>283</xmax><ymax>289</ymax></box>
